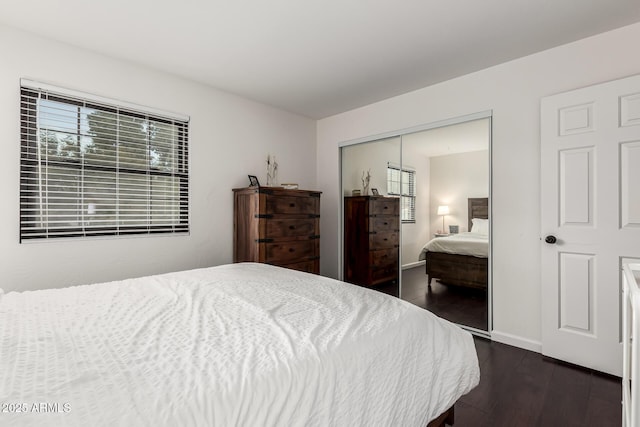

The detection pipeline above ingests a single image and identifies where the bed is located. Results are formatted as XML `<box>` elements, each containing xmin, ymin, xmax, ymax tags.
<box><xmin>419</xmin><ymin>198</ymin><xmax>489</xmax><ymax>291</ymax></box>
<box><xmin>0</xmin><ymin>262</ymin><xmax>479</xmax><ymax>427</ymax></box>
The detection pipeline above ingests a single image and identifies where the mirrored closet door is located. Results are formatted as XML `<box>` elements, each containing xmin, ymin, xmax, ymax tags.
<box><xmin>340</xmin><ymin>114</ymin><xmax>492</xmax><ymax>334</ymax></box>
<box><xmin>341</xmin><ymin>137</ymin><xmax>401</xmax><ymax>297</ymax></box>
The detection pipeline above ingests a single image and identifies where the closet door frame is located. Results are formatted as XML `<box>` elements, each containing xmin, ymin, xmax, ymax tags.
<box><xmin>338</xmin><ymin>110</ymin><xmax>493</xmax><ymax>337</ymax></box>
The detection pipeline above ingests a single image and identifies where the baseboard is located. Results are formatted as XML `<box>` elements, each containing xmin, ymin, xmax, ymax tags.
<box><xmin>490</xmin><ymin>330</ymin><xmax>542</xmax><ymax>353</ymax></box>
<box><xmin>402</xmin><ymin>260</ymin><xmax>425</xmax><ymax>270</ymax></box>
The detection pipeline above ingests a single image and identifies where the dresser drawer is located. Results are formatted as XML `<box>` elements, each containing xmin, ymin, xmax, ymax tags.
<box><xmin>265</xmin><ymin>240</ymin><xmax>317</xmax><ymax>263</ymax></box>
<box><xmin>370</xmin><ymin>198</ymin><xmax>399</xmax><ymax>216</ymax></box>
<box><xmin>369</xmin><ymin>248</ymin><xmax>398</xmax><ymax>267</ymax></box>
<box><xmin>234</xmin><ymin>187</ymin><xmax>321</xmax><ymax>269</ymax></box>
<box><xmin>266</xmin><ymin>196</ymin><xmax>318</xmax><ymax>215</ymax></box>
<box><xmin>370</xmin><ymin>231</ymin><xmax>399</xmax><ymax>249</ymax></box>
<box><xmin>343</xmin><ymin>195</ymin><xmax>399</xmax><ymax>287</ymax></box>
<box><xmin>265</xmin><ymin>219</ymin><xmax>317</xmax><ymax>238</ymax></box>
<box><xmin>371</xmin><ymin>216</ymin><xmax>399</xmax><ymax>232</ymax></box>
<box><xmin>282</xmin><ymin>259</ymin><xmax>319</xmax><ymax>274</ymax></box>
<box><xmin>370</xmin><ymin>265</ymin><xmax>398</xmax><ymax>285</ymax></box>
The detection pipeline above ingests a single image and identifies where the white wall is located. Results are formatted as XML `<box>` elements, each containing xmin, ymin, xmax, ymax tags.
<box><xmin>341</xmin><ymin>138</ymin><xmax>400</xmax><ymax>196</ymax></box>
<box><xmin>0</xmin><ymin>25</ymin><xmax>316</xmax><ymax>292</ymax></box>
<box><xmin>429</xmin><ymin>150</ymin><xmax>489</xmax><ymax>236</ymax></box>
<box><xmin>317</xmin><ymin>22</ymin><xmax>640</xmax><ymax>347</ymax></box>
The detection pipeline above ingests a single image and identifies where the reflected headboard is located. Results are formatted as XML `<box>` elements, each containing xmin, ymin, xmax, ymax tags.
<box><xmin>468</xmin><ymin>198</ymin><xmax>489</xmax><ymax>231</ymax></box>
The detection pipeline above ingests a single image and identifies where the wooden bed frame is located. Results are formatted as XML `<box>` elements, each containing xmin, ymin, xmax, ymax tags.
<box><xmin>426</xmin><ymin>198</ymin><xmax>488</xmax><ymax>291</ymax></box>
<box><xmin>427</xmin><ymin>405</ymin><xmax>455</xmax><ymax>426</ymax></box>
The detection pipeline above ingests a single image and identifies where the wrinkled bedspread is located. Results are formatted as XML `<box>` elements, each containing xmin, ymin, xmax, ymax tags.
<box><xmin>0</xmin><ymin>263</ymin><xmax>479</xmax><ymax>427</ymax></box>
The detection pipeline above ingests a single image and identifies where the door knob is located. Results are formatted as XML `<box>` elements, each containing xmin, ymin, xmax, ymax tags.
<box><xmin>545</xmin><ymin>235</ymin><xmax>557</xmax><ymax>244</ymax></box>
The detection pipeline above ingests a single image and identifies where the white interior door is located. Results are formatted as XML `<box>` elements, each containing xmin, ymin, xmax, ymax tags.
<box><xmin>541</xmin><ymin>74</ymin><xmax>640</xmax><ymax>376</ymax></box>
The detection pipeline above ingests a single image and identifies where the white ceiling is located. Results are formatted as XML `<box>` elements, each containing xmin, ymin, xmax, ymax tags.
<box><xmin>2</xmin><ymin>0</ymin><xmax>639</xmax><ymax>119</ymax></box>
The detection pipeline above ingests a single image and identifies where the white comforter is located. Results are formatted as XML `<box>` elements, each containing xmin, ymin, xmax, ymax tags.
<box><xmin>0</xmin><ymin>263</ymin><xmax>479</xmax><ymax>427</ymax></box>
<box><xmin>419</xmin><ymin>232</ymin><xmax>489</xmax><ymax>259</ymax></box>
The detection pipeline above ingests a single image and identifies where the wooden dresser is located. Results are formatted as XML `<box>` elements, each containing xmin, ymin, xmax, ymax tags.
<box><xmin>233</xmin><ymin>187</ymin><xmax>321</xmax><ymax>274</ymax></box>
<box><xmin>344</xmin><ymin>195</ymin><xmax>399</xmax><ymax>287</ymax></box>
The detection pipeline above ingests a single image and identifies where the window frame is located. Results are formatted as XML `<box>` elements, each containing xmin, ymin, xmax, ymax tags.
<box><xmin>386</xmin><ymin>164</ymin><xmax>416</xmax><ymax>223</ymax></box>
<box><xmin>19</xmin><ymin>81</ymin><xmax>190</xmax><ymax>241</ymax></box>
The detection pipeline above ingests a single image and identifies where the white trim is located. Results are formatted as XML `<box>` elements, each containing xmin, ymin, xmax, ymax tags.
<box><xmin>338</xmin><ymin>110</ymin><xmax>493</xmax><ymax>327</ymax></box>
<box><xmin>487</xmin><ymin>115</ymin><xmax>494</xmax><ymax>335</ymax></box>
<box><xmin>491</xmin><ymin>330</ymin><xmax>542</xmax><ymax>353</ymax></box>
<box><xmin>337</xmin><ymin>148</ymin><xmax>344</xmax><ymax>281</ymax></box>
<box><xmin>387</xmin><ymin>161</ymin><xmax>416</xmax><ymax>172</ymax></box>
<box><xmin>402</xmin><ymin>260</ymin><xmax>425</xmax><ymax>270</ymax></box>
<box><xmin>20</xmin><ymin>78</ymin><xmax>190</xmax><ymax>122</ymax></box>
<box><xmin>461</xmin><ymin>325</ymin><xmax>491</xmax><ymax>339</ymax></box>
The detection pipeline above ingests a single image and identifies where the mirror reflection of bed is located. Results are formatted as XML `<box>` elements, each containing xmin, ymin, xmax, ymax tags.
<box><xmin>425</xmin><ymin>199</ymin><xmax>488</xmax><ymax>289</ymax></box>
<box><xmin>410</xmin><ymin>198</ymin><xmax>488</xmax><ymax>331</ymax></box>
<box><xmin>399</xmin><ymin>118</ymin><xmax>490</xmax><ymax>334</ymax></box>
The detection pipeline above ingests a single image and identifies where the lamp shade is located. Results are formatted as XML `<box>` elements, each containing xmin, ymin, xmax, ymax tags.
<box><xmin>437</xmin><ymin>205</ymin><xmax>450</xmax><ymax>216</ymax></box>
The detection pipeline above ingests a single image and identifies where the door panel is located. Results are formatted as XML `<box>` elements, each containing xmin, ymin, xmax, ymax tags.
<box><xmin>559</xmin><ymin>103</ymin><xmax>594</xmax><ymax>135</ymax></box>
<box><xmin>620</xmin><ymin>93</ymin><xmax>640</xmax><ymax>127</ymax></box>
<box><xmin>621</xmin><ymin>141</ymin><xmax>640</xmax><ymax>228</ymax></box>
<box><xmin>559</xmin><ymin>252</ymin><xmax>594</xmax><ymax>334</ymax></box>
<box><xmin>541</xmin><ymin>73</ymin><xmax>640</xmax><ymax>376</ymax></box>
<box><xmin>559</xmin><ymin>147</ymin><xmax>594</xmax><ymax>226</ymax></box>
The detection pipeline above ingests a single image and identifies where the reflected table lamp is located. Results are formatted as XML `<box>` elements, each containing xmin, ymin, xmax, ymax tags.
<box><xmin>437</xmin><ymin>205</ymin><xmax>449</xmax><ymax>233</ymax></box>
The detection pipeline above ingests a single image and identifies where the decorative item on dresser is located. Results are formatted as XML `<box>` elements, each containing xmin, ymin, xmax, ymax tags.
<box><xmin>233</xmin><ymin>187</ymin><xmax>321</xmax><ymax>274</ymax></box>
<box><xmin>248</xmin><ymin>174</ymin><xmax>260</xmax><ymax>187</ymax></box>
<box><xmin>344</xmin><ymin>195</ymin><xmax>400</xmax><ymax>287</ymax></box>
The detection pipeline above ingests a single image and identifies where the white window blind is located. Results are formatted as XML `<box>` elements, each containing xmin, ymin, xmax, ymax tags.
<box><xmin>20</xmin><ymin>83</ymin><xmax>190</xmax><ymax>241</ymax></box>
<box><xmin>387</xmin><ymin>165</ymin><xmax>416</xmax><ymax>223</ymax></box>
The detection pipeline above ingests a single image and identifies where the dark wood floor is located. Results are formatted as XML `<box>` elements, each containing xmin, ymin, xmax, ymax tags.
<box><xmin>374</xmin><ymin>267</ymin><xmax>621</xmax><ymax>426</ymax></box>
<box><xmin>401</xmin><ymin>265</ymin><xmax>488</xmax><ymax>331</ymax></box>
<box><xmin>376</xmin><ymin>269</ymin><xmax>621</xmax><ymax>426</ymax></box>
<box><xmin>456</xmin><ymin>337</ymin><xmax>622</xmax><ymax>426</ymax></box>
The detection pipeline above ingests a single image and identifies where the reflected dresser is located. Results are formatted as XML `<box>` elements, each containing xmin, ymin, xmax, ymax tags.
<box><xmin>344</xmin><ymin>195</ymin><xmax>400</xmax><ymax>287</ymax></box>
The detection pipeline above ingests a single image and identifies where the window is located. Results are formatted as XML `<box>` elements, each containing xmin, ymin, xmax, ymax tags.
<box><xmin>387</xmin><ymin>164</ymin><xmax>415</xmax><ymax>223</ymax></box>
<box><xmin>20</xmin><ymin>81</ymin><xmax>189</xmax><ymax>241</ymax></box>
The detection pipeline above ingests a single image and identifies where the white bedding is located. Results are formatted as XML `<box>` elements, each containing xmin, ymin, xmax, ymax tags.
<box><xmin>0</xmin><ymin>263</ymin><xmax>479</xmax><ymax>427</ymax></box>
<box><xmin>419</xmin><ymin>232</ymin><xmax>489</xmax><ymax>259</ymax></box>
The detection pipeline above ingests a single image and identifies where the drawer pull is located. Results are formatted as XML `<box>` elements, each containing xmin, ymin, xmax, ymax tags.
<box><xmin>289</xmin><ymin>248</ymin><xmax>295</xmax><ymax>252</ymax></box>
<box><xmin>384</xmin><ymin>206</ymin><xmax>388</xmax><ymax>210</ymax></box>
<box><xmin>289</xmin><ymin>203</ymin><xmax>296</xmax><ymax>208</ymax></box>
<box><xmin>289</xmin><ymin>225</ymin><xmax>295</xmax><ymax>230</ymax></box>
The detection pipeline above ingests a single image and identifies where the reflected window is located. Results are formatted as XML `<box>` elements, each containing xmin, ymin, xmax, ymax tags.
<box><xmin>19</xmin><ymin>84</ymin><xmax>189</xmax><ymax>241</ymax></box>
<box><xmin>387</xmin><ymin>164</ymin><xmax>415</xmax><ymax>223</ymax></box>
